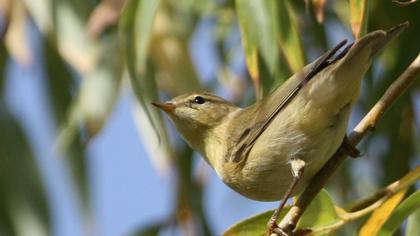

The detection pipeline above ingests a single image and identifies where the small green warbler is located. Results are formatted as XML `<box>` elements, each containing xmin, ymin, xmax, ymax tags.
<box><xmin>153</xmin><ymin>23</ymin><xmax>407</xmax><ymax>234</ymax></box>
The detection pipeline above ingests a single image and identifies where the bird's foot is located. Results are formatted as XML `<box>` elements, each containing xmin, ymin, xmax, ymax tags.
<box><xmin>340</xmin><ymin>136</ymin><xmax>362</xmax><ymax>158</ymax></box>
<box><xmin>272</xmin><ymin>226</ymin><xmax>294</xmax><ymax>236</ymax></box>
<box><xmin>267</xmin><ymin>223</ymin><xmax>293</xmax><ymax>236</ymax></box>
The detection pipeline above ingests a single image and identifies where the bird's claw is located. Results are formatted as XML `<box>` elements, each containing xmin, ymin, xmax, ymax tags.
<box><xmin>267</xmin><ymin>222</ymin><xmax>294</xmax><ymax>236</ymax></box>
<box><xmin>341</xmin><ymin>136</ymin><xmax>363</xmax><ymax>158</ymax></box>
<box><xmin>268</xmin><ymin>227</ymin><xmax>293</xmax><ymax>236</ymax></box>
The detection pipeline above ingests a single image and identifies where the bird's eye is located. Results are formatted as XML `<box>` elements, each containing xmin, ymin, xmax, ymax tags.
<box><xmin>193</xmin><ymin>96</ymin><xmax>206</xmax><ymax>104</ymax></box>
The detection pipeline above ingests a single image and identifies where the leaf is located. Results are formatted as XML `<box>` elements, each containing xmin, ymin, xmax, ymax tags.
<box><xmin>311</xmin><ymin>0</ymin><xmax>327</xmax><ymax>23</ymax></box>
<box><xmin>120</xmin><ymin>0</ymin><xmax>172</xmax><ymax>174</ymax></box>
<box><xmin>87</xmin><ymin>0</ymin><xmax>124</xmax><ymax>39</ymax></box>
<box><xmin>148</xmin><ymin>7</ymin><xmax>201</xmax><ymax>94</ymax></box>
<box><xmin>359</xmin><ymin>188</ymin><xmax>408</xmax><ymax>236</ymax></box>
<box><xmin>406</xmin><ymin>207</ymin><xmax>420</xmax><ymax>236</ymax></box>
<box><xmin>0</xmin><ymin>37</ymin><xmax>8</xmax><ymax>94</ymax></box>
<box><xmin>223</xmin><ymin>207</ymin><xmax>290</xmax><ymax>236</ymax></box>
<box><xmin>78</xmin><ymin>33</ymin><xmax>123</xmax><ymax>137</ymax></box>
<box><xmin>297</xmin><ymin>189</ymin><xmax>340</xmax><ymax>230</ymax></box>
<box><xmin>377</xmin><ymin>190</ymin><xmax>420</xmax><ymax>236</ymax></box>
<box><xmin>236</xmin><ymin>0</ymin><xmax>304</xmax><ymax>98</ymax></box>
<box><xmin>4</xmin><ymin>0</ymin><xmax>32</xmax><ymax>66</ymax></box>
<box><xmin>120</xmin><ymin>0</ymin><xmax>159</xmax><ymax>121</ymax></box>
<box><xmin>22</xmin><ymin>0</ymin><xmax>98</xmax><ymax>72</ymax></box>
<box><xmin>223</xmin><ymin>189</ymin><xmax>340</xmax><ymax>235</ymax></box>
<box><xmin>43</xmin><ymin>38</ymin><xmax>90</xmax><ymax>206</ymax></box>
<box><xmin>276</xmin><ymin>1</ymin><xmax>305</xmax><ymax>73</ymax></box>
<box><xmin>56</xmin><ymin>30</ymin><xmax>123</xmax><ymax>149</ymax></box>
<box><xmin>132</xmin><ymin>101</ymin><xmax>171</xmax><ymax>174</ymax></box>
<box><xmin>236</xmin><ymin>0</ymin><xmax>278</xmax><ymax>98</ymax></box>
<box><xmin>349</xmin><ymin>0</ymin><xmax>370</xmax><ymax>39</ymax></box>
<box><xmin>0</xmin><ymin>107</ymin><xmax>50</xmax><ymax>235</ymax></box>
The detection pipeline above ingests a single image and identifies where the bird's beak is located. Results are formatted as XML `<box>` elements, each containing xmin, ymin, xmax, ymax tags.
<box><xmin>151</xmin><ymin>101</ymin><xmax>176</xmax><ymax>113</ymax></box>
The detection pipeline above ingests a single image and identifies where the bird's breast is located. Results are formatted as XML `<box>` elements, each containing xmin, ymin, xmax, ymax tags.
<box><xmin>216</xmin><ymin>98</ymin><xmax>352</xmax><ymax>201</ymax></box>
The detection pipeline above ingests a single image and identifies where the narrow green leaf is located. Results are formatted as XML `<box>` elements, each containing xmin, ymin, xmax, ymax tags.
<box><xmin>310</xmin><ymin>0</ymin><xmax>327</xmax><ymax>23</ymax></box>
<box><xmin>56</xmin><ymin>30</ymin><xmax>123</xmax><ymax>149</ymax></box>
<box><xmin>0</xmin><ymin>109</ymin><xmax>50</xmax><ymax>235</ymax></box>
<box><xmin>223</xmin><ymin>189</ymin><xmax>340</xmax><ymax>235</ymax></box>
<box><xmin>120</xmin><ymin>0</ymin><xmax>161</xmax><ymax>123</ymax></box>
<box><xmin>0</xmin><ymin>41</ymin><xmax>7</xmax><ymax>94</ymax></box>
<box><xmin>236</xmin><ymin>0</ymin><xmax>278</xmax><ymax>75</ymax></box>
<box><xmin>406</xmin><ymin>207</ymin><xmax>420</xmax><ymax>236</ymax></box>
<box><xmin>78</xmin><ymin>32</ymin><xmax>123</xmax><ymax>137</ymax></box>
<box><xmin>44</xmin><ymin>38</ymin><xmax>90</xmax><ymax>207</ymax></box>
<box><xmin>223</xmin><ymin>207</ymin><xmax>290</xmax><ymax>236</ymax></box>
<box><xmin>120</xmin><ymin>0</ymin><xmax>172</xmax><ymax>173</ymax></box>
<box><xmin>236</xmin><ymin>0</ymin><xmax>278</xmax><ymax>98</ymax></box>
<box><xmin>377</xmin><ymin>190</ymin><xmax>420</xmax><ymax>236</ymax></box>
<box><xmin>349</xmin><ymin>0</ymin><xmax>370</xmax><ymax>39</ymax></box>
<box><xmin>23</xmin><ymin>0</ymin><xmax>98</xmax><ymax>72</ymax></box>
<box><xmin>276</xmin><ymin>1</ymin><xmax>305</xmax><ymax>73</ymax></box>
<box><xmin>297</xmin><ymin>189</ymin><xmax>340</xmax><ymax>229</ymax></box>
<box><xmin>360</xmin><ymin>188</ymin><xmax>407</xmax><ymax>236</ymax></box>
<box><xmin>236</xmin><ymin>0</ymin><xmax>305</xmax><ymax>97</ymax></box>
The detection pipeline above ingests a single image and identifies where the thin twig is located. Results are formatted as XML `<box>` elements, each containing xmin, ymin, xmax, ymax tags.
<box><xmin>278</xmin><ymin>53</ymin><xmax>420</xmax><ymax>231</ymax></box>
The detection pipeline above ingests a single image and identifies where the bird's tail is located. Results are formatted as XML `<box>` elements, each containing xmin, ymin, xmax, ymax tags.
<box><xmin>339</xmin><ymin>22</ymin><xmax>408</xmax><ymax>70</ymax></box>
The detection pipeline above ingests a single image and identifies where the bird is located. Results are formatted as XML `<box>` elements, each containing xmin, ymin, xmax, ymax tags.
<box><xmin>152</xmin><ymin>22</ymin><xmax>408</xmax><ymax>234</ymax></box>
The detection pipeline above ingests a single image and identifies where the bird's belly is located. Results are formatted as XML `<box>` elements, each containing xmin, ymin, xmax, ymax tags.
<box><xmin>219</xmin><ymin>107</ymin><xmax>350</xmax><ymax>201</ymax></box>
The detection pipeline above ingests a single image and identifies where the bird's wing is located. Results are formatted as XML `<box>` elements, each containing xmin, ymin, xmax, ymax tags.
<box><xmin>229</xmin><ymin>22</ymin><xmax>408</xmax><ymax>164</ymax></box>
<box><xmin>229</xmin><ymin>40</ymin><xmax>350</xmax><ymax>163</ymax></box>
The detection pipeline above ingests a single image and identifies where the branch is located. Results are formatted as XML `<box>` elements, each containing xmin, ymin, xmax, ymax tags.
<box><xmin>278</xmin><ymin>53</ymin><xmax>420</xmax><ymax>232</ymax></box>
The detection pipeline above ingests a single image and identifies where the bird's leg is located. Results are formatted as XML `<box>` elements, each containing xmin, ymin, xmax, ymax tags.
<box><xmin>340</xmin><ymin>136</ymin><xmax>362</xmax><ymax>158</ymax></box>
<box><xmin>266</xmin><ymin>158</ymin><xmax>306</xmax><ymax>236</ymax></box>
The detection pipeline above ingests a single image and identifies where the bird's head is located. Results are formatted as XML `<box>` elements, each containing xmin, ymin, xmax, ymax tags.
<box><xmin>152</xmin><ymin>92</ymin><xmax>238</xmax><ymax>152</ymax></box>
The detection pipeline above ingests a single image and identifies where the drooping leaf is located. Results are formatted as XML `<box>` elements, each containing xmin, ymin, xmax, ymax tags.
<box><xmin>0</xmin><ymin>38</ymin><xmax>7</xmax><ymax>93</ymax></box>
<box><xmin>222</xmin><ymin>208</ymin><xmax>289</xmax><ymax>236</ymax></box>
<box><xmin>406</xmin><ymin>207</ymin><xmax>420</xmax><ymax>236</ymax></box>
<box><xmin>349</xmin><ymin>0</ymin><xmax>370</xmax><ymax>39</ymax></box>
<box><xmin>297</xmin><ymin>189</ymin><xmax>340</xmax><ymax>230</ymax></box>
<box><xmin>120</xmin><ymin>0</ymin><xmax>172</xmax><ymax>174</ymax></box>
<box><xmin>236</xmin><ymin>0</ymin><xmax>304</xmax><ymax>98</ymax></box>
<box><xmin>56</xmin><ymin>30</ymin><xmax>123</xmax><ymax>149</ymax></box>
<box><xmin>311</xmin><ymin>0</ymin><xmax>327</xmax><ymax>23</ymax></box>
<box><xmin>377</xmin><ymin>190</ymin><xmax>420</xmax><ymax>236</ymax></box>
<box><xmin>22</xmin><ymin>0</ymin><xmax>98</xmax><ymax>72</ymax></box>
<box><xmin>276</xmin><ymin>1</ymin><xmax>305</xmax><ymax>73</ymax></box>
<box><xmin>0</xmin><ymin>107</ymin><xmax>50</xmax><ymax>236</ymax></box>
<box><xmin>4</xmin><ymin>0</ymin><xmax>32</xmax><ymax>66</ymax></box>
<box><xmin>236</xmin><ymin>0</ymin><xmax>278</xmax><ymax>98</ymax></box>
<box><xmin>87</xmin><ymin>0</ymin><xmax>124</xmax><ymax>39</ymax></box>
<box><xmin>359</xmin><ymin>188</ymin><xmax>408</xmax><ymax>236</ymax></box>
<box><xmin>223</xmin><ymin>189</ymin><xmax>340</xmax><ymax>235</ymax></box>
<box><xmin>78</xmin><ymin>32</ymin><xmax>123</xmax><ymax>137</ymax></box>
<box><xmin>148</xmin><ymin>6</ymin><xmax>201</xmax><ymax>95</ymax></box>
<box><xmin>43</xmin><ymin>38</ymin><xmax>90</xmax><ymax>207</ymax></box>
<box><xmin>120</xmin><ymin>0</ymin><xmax>160</xmax><ymax>122</ymax></box>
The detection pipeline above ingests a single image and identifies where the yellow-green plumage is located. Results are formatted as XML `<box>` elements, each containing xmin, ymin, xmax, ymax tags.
<box><xmin>153</xmin><ymin>23</ymin><xmax>407</xmax><ymax>201</ymax></box>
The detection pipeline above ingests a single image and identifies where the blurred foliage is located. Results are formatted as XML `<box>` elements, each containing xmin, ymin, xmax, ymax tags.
<box><xmin>0</xmin><ymin>0</ymin><xmax>419</xmax><ymax>235</ymax></box>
